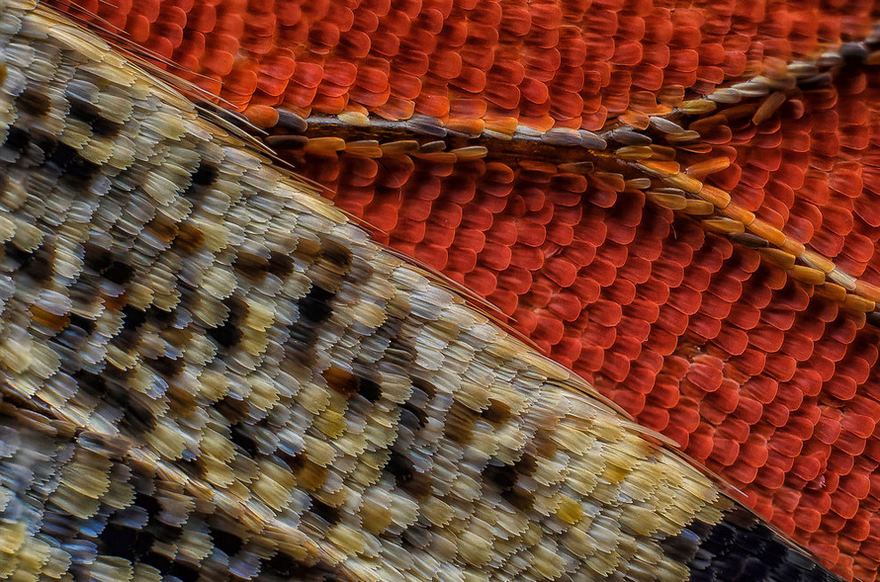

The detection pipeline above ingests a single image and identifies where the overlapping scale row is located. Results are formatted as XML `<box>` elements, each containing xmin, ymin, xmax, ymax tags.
<box><xmin>50</xmin><ymin>0</ymin><xmax>877</xmax><ymax>131</ymax></box>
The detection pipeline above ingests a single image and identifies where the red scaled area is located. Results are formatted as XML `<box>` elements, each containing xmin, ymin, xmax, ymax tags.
<box><xmin>53</xmin><ymin>0</ymin><xmax>876</xmax><ymax>129</ymax></box>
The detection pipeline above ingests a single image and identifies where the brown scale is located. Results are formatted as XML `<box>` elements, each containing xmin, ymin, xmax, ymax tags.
<box><xmin>0</xmin><ymin>2</ymin><xmax>839</xmax><ymax>581</ymax></box>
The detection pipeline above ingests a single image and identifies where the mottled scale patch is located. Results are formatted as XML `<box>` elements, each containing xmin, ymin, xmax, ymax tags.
<box><xmin>0</xmin><ymin>2</ymin><xmax>837</xmax><ymax>582</ymax></box>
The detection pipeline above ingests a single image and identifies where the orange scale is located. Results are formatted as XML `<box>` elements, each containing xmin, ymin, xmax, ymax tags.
<box><xmin>445</xmin><ymin>245</ymin><xmax>478</xmax><ymax>274</ymax></box>
<box><xmin>666</xmin><ymin>287</ymin><xmax>702</xmax><ymax>316</ymax></box>
<box><xmin>743</xmin><ymin>376</ymin><xmax>779</xmax><ymax>412</ymax></box>
<box><xmin>256</xmin><ymin>73</ymin><xmax>294</xmax><ymax>98</ymax></box>
<box><xmin>494</xmin><ymin>266</ymin><xmax>532</xmax><ymax>296</ymax></box>
<box><xmin>636</xmin><ymin>276</ymin><xmax>670</xmax><ymax>305</ymax></box>
<box><xmin>828</xmin><ymin>170</ymin><xmax>865</xmax><ymax>202</ymax></box>
<box><xmin>559</xmin><ymin>37</ymin><xmax>587</xmax><ymax>70</ymax></box>
<box><xmin>652</xmin><ymin>304</ymin><xmax>688</xmax><ymax>338</ymax></box>
<box><xmin>460</xmin><ymin>267</ymin><xmax>497</xmax><ymax>297</ymax></box>
<box><xmin>610</xmin><ymin>335</ymin><xmax>643</xmax><ymax>362</ymax></box>
<box><xmin>533</xmin><ymin>315</ymin><xmax>566</xmax><ymax>345</ymax></box>
<box><xmin>739</xmin><ymin>285</ymin><xmax>772</xmax><ymax>312</ymax></box>
<box><xmin>224</xmin><ymin>64</ymin><xmax>260</xmax><ymax>97</ymax></box>
<box><xmin>661</xmin><ymin>424</ymin><xmax>690</xmax><ymax>451</ymax></box>
<box><xmin>419</xmin><ymin>6</ymin><xmax>450</xmax><ymax>34</ymax></box>
<box><xmin>632</xmin><ymin>63</ymin><xmax>663</xmax><ymax>91</ymax></box>
<box><xmin>667</xmin><ymin>47</ymin><xmax>700</xmax><ymax>74</ymax></box>
<box><xmin>845</xmin><ymin>357</ymin><xmax>872</xmax><ymax>385</ymax></box>
<box><xmin>360</xmin><ymin>30</ymin><xmax>398</xmax><ymax>57</ymax></box>
<box><xmin>581</xmin><ymin>324</ymin><xmax>618</xmax><ymax>351</ymax></box>
<box><xmin>809</xmin><ymin>229</ymin><xmax>846</xmax><ymax>258</ymax></box>
<box><xmin>326</xmin><ymin>4</ymin><xmax>355</xmax><ymax>31</ymax></box>
<box><xmin>352</xmin><ymin>65</ymin><xmax>389</xmax><ymax>94</ymax></box>
<box><xmin>215</xmin><ymin>12</ymin><xmax>245</xmax><ymax>38</ymax></box>
<box><xmin>854</xmin><ymin>188</ymin><xmax>880</xmax><ymax>227</ymax></box>
<box><xmin>132</xmin><ymin>0</ymin><xmax>161</xmax><ymax>21</ymax></box>
<box><xmin>474</xmin><ymin>242</ymin><xmax>511</xmax><ymax>271</ymax></box>
<box><xmin>397</xmin><ymin>0</ymin><xmax>427</xmax><ymax>19</ymax></box>
<box><xmin>363</xmin><ymin>201</ymin><xmax>403</xmax><ymax>232</ymax></box>
<box><xmin>602</xmin><ymin>278</ymin><xmax>637</xmax><ymax>306</ymax></box>
<box><xmin>384</xmin><ymin>71</ymin><xmax>421</xmax><ymax>100</ymax></box>
<box><xmin>685</xmin><ymin>430</ymin><xmax>716</xmax><ymax>462</ymax></box>
<box><xmin>573</xmin><ymin>345</ymin><xmax>605</xmax><ymax>376</ymax></box>
<box><xmin>244</xmin><ymin>20</ymin><xmax>278</xmax><ymax>48</ymax></box>
<box><xmin>616</xmin><ymin>316</ymin><xmax>651</xmax><ymax>344</ymax></box>
<box><xmin>637</xmin><ymin>404</ymin><xmax>671</xmax><ymax>430</ymax></box>
<box><xmin>712</xmin><ymin>379</ymin><xmax>743</xmax><ymax>415</ymax></box>
<box><xmin>513</xmin><ymin>221</ymin><xmax>547</xmax><ymax>248</ymax></box>
<box><xmin>397</xmin><ymin>48</ymin><xmax>434</xmax><ymax>77</ymax></box>
<box><xmin>610</xmin><ymin>39</ymin><xmax>643</xmax><ymax>67</ymax></box>
<box><xmin>461</xmin><ymin>43</ymin><xmax>502</xmax><ymax>73</ymax></box>
<box><xmin>101</xmin><ymin>10</ymin><xmax>130</xmax><ymax>30</ymax></box>
<box><xmin>421</xmin><ymin>220</ymin><xmax>457</xmax><ymax>247</ymax></box>
<box><xmin>766</xmin><ymin>351</ymin><xmax>801</xmax><ymax>381</ymax></box>
<box><xmin>564</xmin><ymin>277</ymin><xmax>599</xmax><ymax>307</ymax></box>
<box><xmin>519</xmin><ymin>76</ymin><xmax>551</xmax><ymax>105</ymax></box>
<box><xmin>841</xmin><ymin>124</ymin><xmax>872</xmax><ymax>152</ymax></box>
<box><xmin>851</xmin><ymin>397</ymin><xmax>880</xmax><ymax>429</ymax></box>
<box><xmin>709</xmin><ymin>437</ymin><xmax>741</xmax><ymax>467</ymax></box>
<box><xmin>157</xmin><ymin>5</ymin><xmax>187</xmax><ymax>29</ymax></box>
<box><xmin>580</xmin><ymin>108</ymin><xmax>609</xmax><ymax>131</ymax></box>
<box><xmin>812</xmin><ymin>335</ymin><xmax>843</xmax><ymax>366</ymax></box>
<box><xmin>372</xmin><ymin>95</ymin><xmax>414</xmax><ymax>120</ymax></box>
<box><xmin>713</xmin><ymin>325</ymin><xmax>749</xmax><ymax>356</ymax></box>
<box><xmin>409</xmin><ymin>243</ymin><xmax>446</xmax><ymax>271</ymax></box>
<box><xmin>610</xmin><ymin>388</ymin><xmax>647</xmax><ymax>417</ymax></box>
<box><xmin>617</xmin><ymin>256</ymin><xmax>652</xmax><ymax>285</ymax></box>
<box><xmin>145</xmin><ymin>35</ymin><xmax>176</xmax><ymax>59</ymax></box>
<box><xmin>546</xmin><ymin>292</ymin><xmax>584</xmax><ymax>323</ymax></box>
<box><xmin>726</xmin><ymin>460</ymin><xmax>761</xmax><ymax>485</ymax></box>
<box><xmin>647</xmin><ymin>325</ymin><xmax>680</xmax><ymax>356</ymax></box>
<box><xmin>794</xmin><ymin>503</ymin><xmax>838</xmax><ymax>544</ymax></box>
<box><xmin>602</xmin><ymin>351</ymin><xmax>634</xmax><ymax>383</ymax></box>
<box><xmin>543</xmin><ymin>257</ymin><xmax>578</xmax><ymax>288</ymax></box>
<box><xmin>499</xmin><ymin>4</ymin><xmax>531</xmax><ymax>36</ymax></box>
<box><xmin>124</xmin><ymin>13</ymin><xmax>154</xmax><ymax>43</ymax></box>
<box><xmin>483</xmin><ymin>288</ymin><xmax>517</xmax><ymax>316</ymax></box>
<box><xmin>777</xmin><ymin>380</ymin><xmax>809</xmax><ymax>411</ymax></box>
<box><xmin>550</xmin><ymin>336</ymin><xmax>584</xmax><ymax>365</ymax></box>
<box><xmin>585</xmin><ymin>299</ymin><xmax>624</xmax><ymax>329</ymax></box>
<box><xmin>748</xmin><ymin>323</ymin><xmax>787</xmax><ymax>351</ymax></box>
<box><xmin>542</xmin><ymin>221</ymin><xmax>573</xmax><ymax>246</ymax></box>
<box><xmin>352</xmin><ymin>8</ymin><xmax>379</xmax><ymax>33</ymax></box>
<box><xmin>450</xmin><ymin>65</ymin><xmax>487</xmax><ymax>94</ymax></box>
<box><xmin>378</xmin><ymin>8</ymin><xmax>410</xmax><ymax>36</ymax></box>
<box><xmin>510</xmin><ymin>245</ymin><xmax>545</xmax><ymax>271</ymax></box>
<box><xmin>827</xmin><ymin>458</ymin><xmax>856</xmax><ymax>491</ymax></box>
<box><xmin>830</xmin><ymin>490</ymin><xmax>862</xmax><ymax>521</ymax></box>
<box><xmin>820</xmin><ymin>203</ymin><xmax>857</xmax><ymax>238</ymax></box>
<box><xmin>649</xmin><ymin>376</ymin><xmax>682</xmax><ymax>410</ymax></box>
<box><xmin>840</xmin><ymin>471</ymin><xmax>872</xmax><ymax>501</ymax></box>
<box><xmin>846</xmin><ymin>516</ymin><xmax>873</xmax><ymax>543</ymax></box>
<box><xmin>634</xmin><ymin>348</ymin><xmax>665</xmax><ymax>377</ymax></box>
<box><xmin>528</xmin><ymin>2</ymin><xmax>562</xmax><ymax>29</ymax></box>
<box><xmin>812</xmin><ymin>132</ymin><xmax>842</xmax><ymax>159</ymax></box>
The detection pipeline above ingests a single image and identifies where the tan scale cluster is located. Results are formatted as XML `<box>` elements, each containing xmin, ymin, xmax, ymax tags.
<box><xmin>0</xmin><ymin>2</ymin><xmax>833</xmax><ymax>581</ymax></box>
